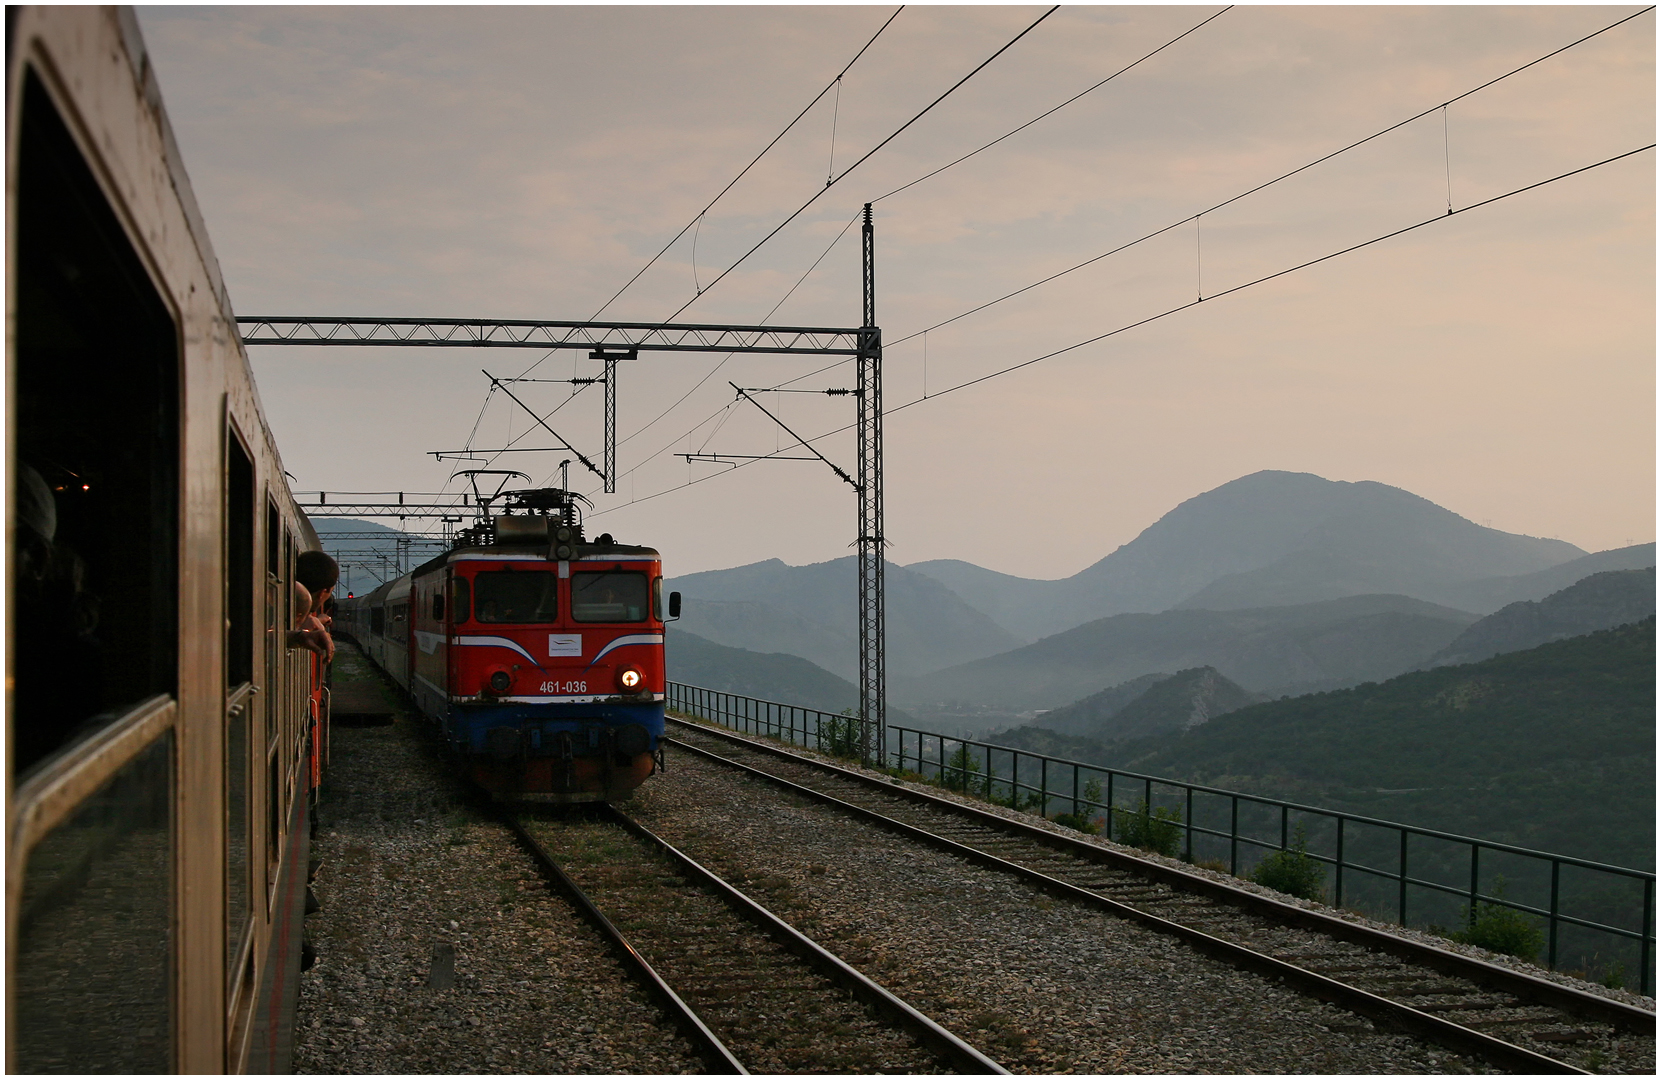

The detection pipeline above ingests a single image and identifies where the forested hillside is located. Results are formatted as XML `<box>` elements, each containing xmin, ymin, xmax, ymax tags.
<box><xmin>1112</xmin><ymin>620</ymin><xmax>1656</xmax><ymax>870</ymax></box>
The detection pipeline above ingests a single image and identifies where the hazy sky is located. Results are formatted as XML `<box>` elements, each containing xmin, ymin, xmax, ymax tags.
<box><xmin>139</xmin><ymin>6</ymin><xmax>1655</xmax><ymax>578</ymax></box>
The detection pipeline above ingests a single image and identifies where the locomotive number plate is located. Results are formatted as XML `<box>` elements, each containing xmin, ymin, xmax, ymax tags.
<box><xmin>548</xmin><ymin>634</ymin><xmax>582</xmax><ymax>657</ymax></box>
<box><xmin>539</xmin><ymin>680</ymin><xmax>588</xmax><ymax>694</ymax></box>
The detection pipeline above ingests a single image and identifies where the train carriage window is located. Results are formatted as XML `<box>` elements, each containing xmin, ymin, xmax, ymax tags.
<box><xmin>371</xmin><ymin>606</ymin><xmax>385</xmax><ymax>635</ymax></box>
<box><xmin>571</xmin><ymin>570</ymin><xmax>649</xmax><ymax>623</ymax></box>
<box><xmin>224</xmin><ymin>432</ymin><xmax>255</xmax><ymax>989</ymax></box>
<box><xmin>450</xmin><ymin>576</ymin><xmax>471</xmax><ymax>624</ymax></box>
<box><xmin>10</xmin><ymin>69</ymin><xmax>179</xmax><ymax>778</ymax></box>
<box><xmin>226</xmin><ymin>434</ymin><xmax>255</xmax><ymax>687</ymax></box>
<box><xmin>432</xmin><ymin>589</ymin><xmax>445</xmax><ymax>621</ymax></box>
<box><xmin>13</xmin><ymin>730</ymin><xmax>175</xmax><ymax>1072</ymax></box>
<box><xmin>474</xmin><ymin>570</ymin><xmax>557</xmax><ymax>623</ymax></box>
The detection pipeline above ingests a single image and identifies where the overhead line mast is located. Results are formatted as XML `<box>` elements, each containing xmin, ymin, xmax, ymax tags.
<box><xmin>857</xmin><ymin>203</ymin><xmax>886</xmax><ymax>764</ymax></box>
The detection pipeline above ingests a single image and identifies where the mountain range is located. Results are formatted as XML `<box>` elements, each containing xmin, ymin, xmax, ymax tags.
<box><xmin>1424</xmin><ymin>567</ymin><xmax>1655</xmax><ymax>669</ymax></box>
<box><xmin>909</xmin><ymin>471</ymin><xmax>1588</xmax><ymax>639</ymax></box>
<box><xmin>667</xmin><ymin>556</ymin><xmax>1022</xmax><ymax>680</ymax></box>
<box><xmin>894</xmin><ymin>593</ymin><xmax>1480</xmax><ymax>711</ymax></box>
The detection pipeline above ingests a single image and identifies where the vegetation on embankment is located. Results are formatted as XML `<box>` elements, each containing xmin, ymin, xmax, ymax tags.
<box><xmin>1110</xmin><ymin>619</ymin><xmax>1655</xmax><ymax>871</ymax></box>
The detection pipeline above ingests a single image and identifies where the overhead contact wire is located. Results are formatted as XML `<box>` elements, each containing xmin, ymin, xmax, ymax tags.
<box><xmin>873</xmin><ymin>5</ymin><xmax>1234</xmax><ymax>204</ymax></box>
<box><xmin>583</xmin><ymin>5</ymin><xmax>904</xmax><ymax>327</ymax></box>
<box><xmin>887</xmin><ymin>3</ymin><xmax>1655</xmax><ymax>348</ymax></box>
<box><xmin>586</xmin><ymin>6</ymin><xmax>1062</xmax><ymax>487</ymax></box>
<box><xmin>657</xmin><ymin>5</ymin><xmax>1061</xmax><ymax>324</ymax></box>
<box><xmin>599</xmin><ymin>3</ymin><xmax>1654</xmax><ymax>481</ymax></box>
<box><xmin>586</xmin><ymin>142</ymin><xmax>1653</xmax><ymax>515</ymax></box>
<box><xmin>611</xmin><ymin>209</ymin><xmax>865</xmax><ymax>460</ymax></box>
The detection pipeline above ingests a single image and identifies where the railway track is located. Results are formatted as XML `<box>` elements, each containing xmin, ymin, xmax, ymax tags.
<box><xmin>666</xmin><ymin>717</ymin><xmax>1656</xmax><ymax>1075</ymax></box>
<box><xmin>504</xmin><ymin>803</ymin><xmax>1008</xmax><ymax>1074</ymax></box>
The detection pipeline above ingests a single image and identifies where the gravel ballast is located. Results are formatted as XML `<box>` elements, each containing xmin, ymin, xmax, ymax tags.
<box><xmin>630</xmin><ymin>745</ymin><xmax>1498</xmax><ymax>1074</ymax></box>
<box><xmin>292</xmin><ymin>699</ymin><xmax>702</xmax><ymax>1074</ymax></box>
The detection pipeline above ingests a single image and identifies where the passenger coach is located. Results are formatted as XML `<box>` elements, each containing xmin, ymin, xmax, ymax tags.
<box><xmin>9</xmin><ymin>8</ymin><xmax>325</xmax><ymax>1072</ymax></box>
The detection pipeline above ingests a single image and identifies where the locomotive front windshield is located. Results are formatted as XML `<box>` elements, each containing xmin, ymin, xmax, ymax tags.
<box><xmin>571</xmin><ymin>570</ymin><xmax>649</xmax><ymax>623</ymax></box>
<box><xmin>473</xmin><ymin>570</ymin><xmax>559</xmax><ymax>623</ymax></box>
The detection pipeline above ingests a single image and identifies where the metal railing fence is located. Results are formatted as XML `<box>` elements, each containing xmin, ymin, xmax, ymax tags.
<box><xmin>666</xmin><ymin>683</ymin><xmax>1655</xmax><ymax>995</ymax></box>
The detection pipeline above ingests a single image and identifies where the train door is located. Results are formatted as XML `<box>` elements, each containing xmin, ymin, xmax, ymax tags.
<box><xmin>7</xmin><ymin>68</ymin><xmax>183</xmax><ymax>1071</ymax></box>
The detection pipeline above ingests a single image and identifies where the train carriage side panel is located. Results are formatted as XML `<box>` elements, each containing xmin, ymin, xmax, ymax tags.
<box><xmin>7</xmin><ymin>8</ymin><xmax>328</xmax><ymax>1072</ymax></box>
<box><xmin>382</xmin><ymin>576</ymin><xmax>414</xmax><ymax>693</ymax></box>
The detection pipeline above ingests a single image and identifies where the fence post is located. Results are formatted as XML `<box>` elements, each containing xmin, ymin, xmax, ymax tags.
<box><xmin>1335</xmin><ymin>817</ymin><xmax>1345</xmax><ymax>910</ymax></box>
<box><xmin>1040</xmin><ymin>757</ymin><xmax>1048</xmax><ymax>817</ymax></box>
<box><xmin>1106</xmin><ymin>772</ymin><xmax>1115</xmax><ymax>838</ymax></box>
<box><xmin>1548</xmin><ymin>860</ymin><xmax>1560</xmax><ymax>971</ymax></box>
<box><xmin>1468</xmin><ymin>845</ymin><xmax>1481</xmax><ymax>929</ymax></box>
<box><xmin>1642</xmin><ymin>876</ymin><xmax>1653</xmax><ymax>997</ymax></box>
<box><xmin>1281</xmin><ymin>805</ymin><xmax>1288</xmax><ymax>851</ymax></box>
<box><xmin>1072</xmin><ymin>766</ymin><xmax>1080</xmax><ymax>819</ymax></box>
<box><xmin>1229</xmin><ymin>796</ymin><xmax>1239</xmax><ymax>876</ymax></box>
<box><xmin>1399</xmin><ymin>829</ymin><xmax>1409</xmax><ymax>927</ymax></box>
<box><xmin>1185</xmin><ymin>786</ymin><xmax>1194</xmax><ymax>863</ymax></box>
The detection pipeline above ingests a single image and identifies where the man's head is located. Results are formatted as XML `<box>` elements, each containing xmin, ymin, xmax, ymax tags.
<box><xmin>297</xmin><ymin>550</ymin><xmax>339</xmax><ymax>601</ymax></box>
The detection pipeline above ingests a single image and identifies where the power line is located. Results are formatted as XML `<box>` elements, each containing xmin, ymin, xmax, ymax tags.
<box><xmin>563</xmin><ymin>8</ymin><xmax>1064</xmax><ymax>490</ymax></box>
<box><xmin>578</xmin><ymin>5</ymin><xmax>1656</xmax><ymax>501</ymax></box>
<box><xmin>656</xmin><ymin>6</ymin><xmax>1061</xmax><ymax>325</ymax></box>
<box><xmin>581</xmin><ymin>6</ymin><xmax>905</xmax><ymax>327</ymax></box>
<box><xmin>451</xmin><ymin>9</ymin><xmax>903</xmax><ymax>491</ymax></box>
<box><xmin>872</xmin><ymin>5</ymin><xmax>1234</xmax><ymax>204</ymax></box>
<box><xmin>601</xmin><ymin>209</ymin><xmax>865</xmax><ymax>472</ymax></box>
<box><xmin>585</xmin><ymin>142</ymin><xmax>1653</xmax><ymax>517</ymax></box>
<box><xmin>885</xmin><ymin>144</ymin><xmax>1655</xmax><ymax>411</ymax></box>
<box><xmin>886</xmin><ymin>3</ymin><xmax>1656</xmax><ymax>350</ymax></box>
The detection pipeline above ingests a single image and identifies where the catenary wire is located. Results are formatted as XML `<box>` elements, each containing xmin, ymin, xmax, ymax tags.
<box><xmin>653</xmin><ymin>6</ymin><xmax>1060</xmax><ymax>325</ymax></box>
<box><xmin>453</xmin><ymin>6</ymin><xmax>903</xmax><ymax>469</ymax></box>
<box><xmin>582</xmin><ymin>142</ymin><xmax>1654</xmax><ymax>514</ymax></box>
<box><xmin>483</xmin><ymin>5</ymin><xmax>1057</xmax><ymax>490</ymax></box>
<box><xmin>545</xmin><ymin>210</ymin><xmax>867</xmax><ymax>490</ymax></box>
<box><xmin>872</xmin><ymin>5</ymin><xmax>1233</xmax><ymax>205</ymax></box>
<box><xmin>604</xmin><ymin>5</ymin><xmax>1232</xmax><ymax>449</ymax></box>
<box><xmin>608</xmin><ymin>209</ymin><xmax>865</xmax><ymax>459</ymax></box>
<box><xmin>882</xmin><ymin>3</ymin><xmax>1656</xmax><ymax>350</ymax></box>
<box><xmin>580</xmin><ymin>6</ymin><xmax>903</xmax><ymax>327</ymax></box>
<box><xmin>553</xmin><ymin>7</ymin><xmax>1062</xmax><ymax>486</ymax></box>
<box><xmin>585</xmin><ymin>4</ymin><xmax>1656</xmax><ymax>489</ymax></box>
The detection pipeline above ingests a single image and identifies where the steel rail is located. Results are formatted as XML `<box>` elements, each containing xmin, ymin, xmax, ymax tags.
<box><xmin>669</xmin><ymin>717</ymin><xmax>1655</xmax><ymax>1035</ymax></box>
<box><xmin>665</xmin><ymin>727</ymin><xmax>1615</xmax><ymax>1074</ymax></box>
<box><xmin>597</xmin><ymin>803</ymin><xmax>1011</xmax><ymax>1076</ymax></box>
<box><xmin>498</xmin><ymin>812</ymin><xmax>747</xmax><ymax>1074</ymax></box>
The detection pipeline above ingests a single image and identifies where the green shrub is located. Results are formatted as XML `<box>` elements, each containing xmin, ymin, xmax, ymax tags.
<box><xmin>1600</xmin><ymin>962</ymin><xmax>1628</xmax><ymax>991</ymax></box>
<box><xmin>938</xmin><ymin>743</ymin><xmax>984</xmax><ymax>793</ymax></box>
<box><xmin>1050</xmin><ymin>811</ymin><xmax>1101</xmax><ymax>835</ymax></box>
<box><xmin>819</xmin><ymin>711</ymin><xmax>864</xmax><ymax>760</ymax></box>
<box><xmin>1250</xmin><ymin>827</ymin><xmax>1326</xmax><ymax>902</ymax></box>
<box><xmin>1115</xmin><ymin>800</ymin><xmax>1183</xmax><ymax>857</ymax></box>
<box><xmin>1449</xmin><ymin>883</ymin><xmax>1546</xmax><ymax>962</ymax></box>
<box><xmin>1051</xmin><ymin>778</ymin><xmax>1104</xmax><ymax>833</ymax></box>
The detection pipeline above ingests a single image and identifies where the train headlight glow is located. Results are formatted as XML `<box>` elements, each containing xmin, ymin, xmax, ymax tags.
<box><xmin>618</xmin><ymin>668</ymin><xmax>643</xmax><ymax>691</ymax></box>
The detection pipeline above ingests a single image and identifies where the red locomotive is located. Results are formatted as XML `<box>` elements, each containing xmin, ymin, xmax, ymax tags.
<box><xmin>339</xmin><ymin>487</ymin><xmax>678</xmax><ymax>800</ymax></box>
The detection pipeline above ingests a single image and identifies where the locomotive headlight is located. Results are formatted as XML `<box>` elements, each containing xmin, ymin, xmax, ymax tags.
<box><xmin>617</xmin><ymin>667</ymin><xmax>643</xmax><ymax>691</ymax></box>
<box><xmin>488</xmin><ymin>670</ymin><xmax>512</xmax><ymax>693</ymax></box>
